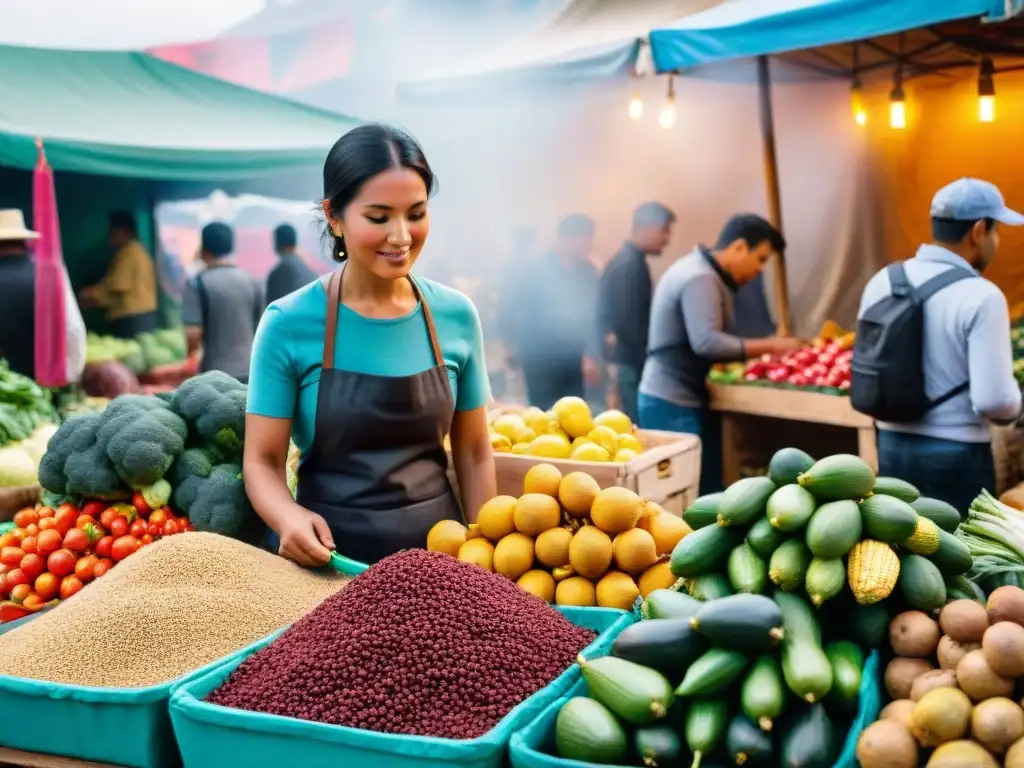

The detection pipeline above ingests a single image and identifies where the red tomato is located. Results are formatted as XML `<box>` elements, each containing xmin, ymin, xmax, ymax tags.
<box><xmin>63</xmin><ymin>528</ymin><xmax>90</xmax><ymax>553</ymax></box>
<box><xmin>10</xmin><ymin>528</ymin><xmax>26</xmax><ymax>541</ymax></box>
<box><xmin>24</xmin><ymin>523</ymin><xmax>39</xmax><ymax>537</ymax></box>
<box><xmin>54</xmin><ymin>507</ymin><xmax>77</xmax><ymax>535</ymax></box>
<box><xmin>81</xmin><ymin>501</ymin><xmax>106</xmax><ymax>519</ymax></box>
<box><xmin>111</xmin><ymin>536</ymin><xmax>140</xmax><ymax>562</ymax></box>
<box><xmin>59</xmin><ymin>575</ymin><xmax>83</xmax><ymax>600</ymax></box>
<box><xmin>148</xmin><ymin>509</ymin><xmax>168</xmax><ymax>527</ymax></box>
<box><xmin>74</xmin><ymin>555</ymin><xmax>98</xmax><ymax>583</ymax></box>
<box><xmin>19</xmin><ymin>554</ymin><xmax>45</xmax><ymax>581</ymax></box>
<box><xmin>146</xmin><ymin>523</ymin><xmax>160</xmax><ymax>537</ymax></box>
<box><xmin>109</xmin><ymin>517</ymin><xmax>129</xmax><ymax>538</ymax></box>
<box><xmin>1</xmin><ymin>547</ymin><xmax>26</xmax><ymax>568</ymax></box>
<box><xmin>46</xmin><ymin>549</ymin><xmax>77</xmax><ymax>578</ymax></box>
<box><xmin>98</xmin><ymin>508</ymin><xmax>117</xmax><ymax>530</ymax></box>
<box><xmin>80</xmin><ymin>523</ymin><xmax>104</xmax><ymax>546</ymax></box>
<box><xmin>12</xmin><ymin>508</ymin><xmax>38</xmax><ymax>529</ymax></box>
<box><xmin>33</xmin><ymin>572</ymin><xmax>59</xmax><ymax>600</ymax></box>
<box><xmin>22</xmin><ymin>593</ymin><xmax>47</xmax><ymax>612</ymax></box>
<box><xmin>0</xmin><ymin>572</ymin><xmax>8</xmax><ymax>599</ymax></box>
<box><xmin>94</xmin><ymin>536</ymin><xmax>114</xmax><ymax>559</ymax></box>
<box><xmin>75</xmin><ymin>514</ymin><xmax>96</xmax><ymax>529</ymax></box>
<box><xmin>5</xmin><ymin>568</ymin><xmax>29</xmax><ymax>589</ymax></box>
<box><xmin>131</xmin><ymin>491</ymin><xmax>151</xmax><ymax>515</ymax></box>
<box><xmin>35</xmin><ymin>506</ymin><xmax>55</xmax><ymax>521</ymax></box>
<box><xmin>129</xmin><ymin>520</ymin><xmax>148</xmax><ymax>539</ymax></box>
<box><xmin>0</xmin><ymin>533</ymin><xmax>14</xmax><ymax>549</ymax></box>
<box><xmin>93</xmin><ymin>559</ymin><xmax>114</xmax><ymax>578</ymax></box>
<box><xmin>140</xmin><ymin>534</ymin><xmax>154</xmax><ymax>546</ymax></box>
<box><xmin>20</xmin><ymin>536</ymin><xmax>37</xmax><ymax>555</ymax></box>
<box><xmin>56</xmin><ymin>502</ymin><xmax>80</xmax><ymax>519</ymax></box>
<box><xmin>38</xmin><ymin>516</ymin><xmax>60</xmax><ymax>532</ymax></box>
<box><xmin>9</xmin><ymin>583</ymin><xmax>30</xmax><ymax>604</ymax></box>
<box><xmin>35</xmin><ymin>529</ymin><xmax>63</xmax><ymax>556</ymax></box>
<box><xmin>163</xmin><ymin>519</ymin><xmax>180</xmax><ymax>536</ymax></box>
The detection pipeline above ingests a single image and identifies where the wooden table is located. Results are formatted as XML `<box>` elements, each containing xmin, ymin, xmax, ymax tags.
<box><xmin>0</xmin><ymin>748</ymin><xmax>118</xmax><ymax>768</ymax></box>
<box><xmin>708</xmin><ymin>382</ymin><xmax>877</xmax><ymax>484</ymax></box>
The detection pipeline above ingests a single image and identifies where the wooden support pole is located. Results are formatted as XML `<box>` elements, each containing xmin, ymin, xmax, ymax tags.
<box><xmin>756</xmin><ymin>55</ymin><xmax>793</xmax><ymax>337</ymax></box>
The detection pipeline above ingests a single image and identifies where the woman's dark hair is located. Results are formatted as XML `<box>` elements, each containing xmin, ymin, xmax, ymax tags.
<box><xmin>321</xmin><ymin>123</ymin><xmax>436</xmax><ymax>262</ymax></box>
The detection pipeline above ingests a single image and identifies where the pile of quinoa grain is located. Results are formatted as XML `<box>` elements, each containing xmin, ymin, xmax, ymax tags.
<box><xmin>207</xmin><ymin>549</ymin><xmax>596</xmax><ymax>739</ymax></box>
<box><xmin>0</xmin><ymin>532</ymin><xmax>347</xmax><ymax>688</ymax></box>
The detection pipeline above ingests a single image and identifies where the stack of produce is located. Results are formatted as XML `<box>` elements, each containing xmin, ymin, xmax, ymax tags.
<box><xmin>0</xmin><ymin>486</ymin><xmax>191</xmax><ymax>621</ymax></box>
<box><xmin>0</xmin><ymin>533</ymin><xmax>346</xmax><ymax>687</ymax></box>
<box><xmin>546</xmin><ymin>591</ymin><xmax>864</xmax><ymax>767</ymax></box>
<box><xmin>488</xmin><ymin>397</ymin><xmax>645</xmax><ymax>461</ymax></box>
<box><xmin>856</xmin><ymin>587</ymin><xmax>1024</xmax><ymax>767</ymax></box>
<box><xmin>0</xmin><ymin>361</ymin><xmax>57</xmax><ymax>488</ymax></box>
<box><xmin>135</xmin><ymin>329</ymin><xmax>188</xmax><ymax>370</ymax></box>
<box><xmin>958</xmin><ymin>490</ymin><xmax>1024</xmax><ymax>593</ymax></box>
<box><xmin>426</xmin><ymin>463</ymin><xmax>691</xmax><ymax>608</ymax></box>
<box><xmin>1011</xmin><ymin>324</ymin><xmax>1024</xmax><ymax>385</ymax></box>
<box><xmin>207</xmin><ymin>549</ymin><xmax>596</xmax><ymax>739</ymax></box>
<box><xmin>85</xmin><ymin>332</ymin><xmax>146</xmax><ymax>373</ymax></box>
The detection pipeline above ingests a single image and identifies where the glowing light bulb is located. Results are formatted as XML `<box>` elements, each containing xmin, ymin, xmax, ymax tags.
<box><xmin>889</xmin><ymin>96</ymin><xmax>906</xmax><ymax>130</ymax></box>
<box><xmin>628</xmin><ymin>93</ymin><xmax>643</xmax><ymax>120</ymax></box>
<box><xmin>979</xmin><ymin>94</ymin><xmax>995</xmax><ymax>123</ymax></box>
<box><xmin>659</xmin><ymin>100</ymin><xmax>676</xmax><ymax>130</ymax></box>
<box><xmin>851</xmin><ymin>88</ymin><xmax>866</xmax><ymax>127</ymax></box>
<box><xmin>978</xmin><ymin>58</ymin><xmax>996</xmax><ymax>124</ymax></box>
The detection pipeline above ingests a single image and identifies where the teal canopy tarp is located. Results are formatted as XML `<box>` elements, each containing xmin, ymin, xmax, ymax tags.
<box><xmin>0</xmin><ymin>45</ymin><xmax>361</xmax><ymax>181</ymax></box>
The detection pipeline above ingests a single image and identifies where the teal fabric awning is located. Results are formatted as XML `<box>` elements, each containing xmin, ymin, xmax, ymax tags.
<box><xmin>0</xmin><ymin>45</ymin><xmax>361</xmax><ymax>181</ymax></box>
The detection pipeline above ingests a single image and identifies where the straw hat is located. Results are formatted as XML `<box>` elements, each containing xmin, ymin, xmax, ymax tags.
<box><xmin>0</xmin><ymin>209</ymin><xmax>39</xmax><ymax>241</ymax></box>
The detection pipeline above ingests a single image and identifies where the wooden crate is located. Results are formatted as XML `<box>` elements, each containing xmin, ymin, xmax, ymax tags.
<box><xmin>992</xmin><ymin>424</ymin><xmax>1023</xmax><ymax>496</ymax></box>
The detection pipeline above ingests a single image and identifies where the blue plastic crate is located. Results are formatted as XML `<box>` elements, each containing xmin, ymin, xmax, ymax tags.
<box><xmin>169</xmin><ymin>606</ymin><xmax>635</xmax><ymax>768</ymax></box>
<box><xmin>509</xmin><ymin>650</ymin><xmax>882</xmax><ymax>768</ymax></box>
<box><xmin>0</xmin><ymin>627</ymin><xmax>287</xmax><ymax>768</ymax></box>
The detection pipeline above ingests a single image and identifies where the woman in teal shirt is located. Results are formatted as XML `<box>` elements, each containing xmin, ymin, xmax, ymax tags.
<box><xmin>243</xmin><ymin>124</ymin><xmax>496</xmax><ymax>567</ymax></box>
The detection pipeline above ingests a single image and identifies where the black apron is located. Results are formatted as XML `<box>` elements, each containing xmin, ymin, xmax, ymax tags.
<box><xmin>294</xmin><ymin>267</ymin><xmax>462</xmax><ymax>564</ymax></box>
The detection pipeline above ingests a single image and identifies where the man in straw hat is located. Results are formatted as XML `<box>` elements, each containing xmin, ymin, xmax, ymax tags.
<box><xmin>0</xmin><ymin>209</ymin><xmax>41</xmax><ymax>378</ymax></box>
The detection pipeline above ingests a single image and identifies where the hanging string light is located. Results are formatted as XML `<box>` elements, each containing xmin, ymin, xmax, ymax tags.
<box><xmin>850</xmin><ymin>43</ymin><xmax>867</xmax><ymax>126</ymax></box>
<box><xmin>628</xmin><ymin>88</ymin><xmax>644</xmax><ymax>120</ymax></box>
<box><xmin>978</xmin><ymin>57</ymin><xmax>996</xmax><ymax>123</ymax></box>
<box><xmin>889</xmin><ymin>65</ymin><xmax>906</xmax><ymax>130</ymax></box>
<box><xmin>659</xmin><ymin>74</ymin><xmax>677</xmax><ymax>130</ymax></box>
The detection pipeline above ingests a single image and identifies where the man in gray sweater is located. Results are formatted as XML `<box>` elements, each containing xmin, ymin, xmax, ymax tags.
<box><xmin>639</xmin><ymin>214</ymin><xmax>803</xmax><ymax>493</ymax></box>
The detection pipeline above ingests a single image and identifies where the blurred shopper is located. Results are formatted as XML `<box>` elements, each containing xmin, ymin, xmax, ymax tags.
<box><xmin>852</xmin><ymin>178</ymin><xmax>1023</xmax><ymax>513</ymax></box>
<box><xmin>183</xmin><ymin>222</ymin><xmax>264</xmax><ymax>384</ymax></box>
<box><xmin>266</xmin><ymin>223</ymin><xmax>317</xmax><ymax>305</ymax></box>
<box><xmin>598</xmin><ymin>202</ymin><xmax>676</xmax><ymax>422</ymax></box>
<box><xmin>640</xmin><ymin>214</ymin><xmax>802</xmax><ymax>494</ymax></box>
<box><xmin>512</xmin><ymin>215</ymin><xmax>601</xmax><ymax>410</ymax></box>
<box><xmin>81</xmin><ymin>211</ymin><xmax>158</xmax><ymax>338</ymax></box>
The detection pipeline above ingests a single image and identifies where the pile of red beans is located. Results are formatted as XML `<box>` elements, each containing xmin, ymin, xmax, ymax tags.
<box><xmin>207</xmin><ymin>549</ymin><xmax>596</xmax><ymax>739</ymax></box>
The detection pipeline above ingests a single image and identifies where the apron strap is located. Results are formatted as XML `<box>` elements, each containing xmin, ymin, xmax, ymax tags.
<box><xmin>407</xmin><ymin>276</ymin><xmax>445</xmax><ymax>369</ymax></box>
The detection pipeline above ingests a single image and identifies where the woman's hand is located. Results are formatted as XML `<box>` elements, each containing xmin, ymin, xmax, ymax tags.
<box><xmin>277</xmin><ymin>509</ymin><xmax>335</xmax><ymax>568</ymax></box>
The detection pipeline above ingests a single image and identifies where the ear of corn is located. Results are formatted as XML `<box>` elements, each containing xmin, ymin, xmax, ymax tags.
<box><xmin>847</xmin><ymin>540</ymin><xmax>900</xmax><ymax>605</ymax></box>
<box><xmin>900</xmin><ymin>517</ymin><xmax>940</xmax><ymax>555</ymax></box>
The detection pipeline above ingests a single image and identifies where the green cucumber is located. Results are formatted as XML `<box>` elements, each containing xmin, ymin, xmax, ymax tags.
<box><xmin>872</xmin><ymin>476</ymin><xmax>920</xmax><ymax>503</ymax></box>
<box><xmin>766</xmin><ymin>484</ymin><xmax>817</xmax><ymax>532</ymax></box>
<box><xmin>633</xmin><ymin>726</ymin><xmax>684</xmax><ymax>768</ymax></box>
<box><xmin>612</xmin><ymin>618</ymin><xmax>707</xmax><ymax>683</ymax></box>
<box><xmin>716</xmin><ymin>476</ymin><xmax>777</xmax><ymax>528</ymax></box>
<box><xmin>898</xmin><ymin>554</ymin><xmax>947</xmax><ymax>611</ymax></box>
<box><xmin>684</xmin><ymin>493</ymin><xmax>723</xmax><ymax>531</ymax></box>
<box><xmin>685</xmin><ymin>700</ymin><xmax>729</xmax><ymax>768</ymax></box>
<box><xmin>910</xmin><ymin>496</ymin><xmax>961</xmax><ymax>532</ymax></box>
<box><xmin>804</xmin><ymin>557</ymin><xmax>846</xmax><ymax>606</ymax></box>
<box><xmin>782</xmin><ymin>638</ymin><xmax>834</xmax><ymax>703</ymax></box>
<box><xmin>746</xmin><ymin>515</ymin><xmax>787</xmax><ymax>559</ymax></box>
<box><xmin>675</xmin><ymin>648</ymin><xmax>749</xmax><ymax>698</ymax></box>
<box><xmin>555</xmin><ymin>697</ymin><xmax>628</xmax><ymax>764</ymax></box>
<box><xmin>773</xmin><ymin>589</ymin><xmax>822</xmax><ymax>644</ymax></box>
<box><xmin>741</xmin><ymin>655</ymin><xmax>785</xmax><ymax>732</ymax></box>
<box><xmin>727</xmin><ymin>542</ymin><xmax>767</xmax><ymax>594</ymax></box>
<box><xmin>928</xmin><ymin>529</ymin><xmax>973</xmax><ymax>575</ymax></box>
<box><xmin>768</xmin><ymin>447</ymin><xmax>816</xmax><ymax>487</ymax></box>
<box><xmin>781</xmin><ymin>704</ymin><xmax>835</xmax><ymax>768</ymax></box>
<box><xmin>945</xmin><ymin>575</ymin><xmax>986</xmax><ymax>604</ymax></box>
<box><xmin>846</xmin><ymin>602</ymin><xmax>890</xmax><ymax>648</ymax></box>
<box><xmin>689</xmin><ymin>594</ymin><xmax>784</xmax><ymax>652</ymax></box>
<box><xmin>685</xmin><ymin>573</ymin><xmax>734</xmax><ymax>601</ymax></box>
<box><xmin>768</xmin><ymin>539</ymin><xmax>811</xmax><ymax>592</ymax></box>
<box><xmin>804</xmin><ymin>500</ymin><xmax>862</xmax><ymax>558</ymax></box>
<box><xmin>641</xmin><ymin>589</ymin><xmax>703</xmax><ymax>620</ymax></box>
<box><xmin>578</xmin><ymin>655</ymin><xmax>673</xmax><ymax>725</ymax></box>
<box><xmin>726</xmin><ymin>714</ymin><xmax>774</xmax><ymax>766</ymax></box>
<box><xmin>797</xmin><ymin>453</ymin><xmax>875</xmax><ymax>502</ymax></box>
<box><xmin>825</xmin><ymin>641</ymin><xmax>863</xmax><ymax>703</ymax></box>
<box><xmin>859</xmin><ymin>494</ymin><xmax>918</xmax><ymax>541</ymax></box>
<box><xmin>670</xmin><ymin>524</ymin><xmax>743</xmax><ymax>577</ymax></box>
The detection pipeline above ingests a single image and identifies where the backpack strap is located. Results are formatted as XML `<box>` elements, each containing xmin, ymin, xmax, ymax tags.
<box><xmin>915</xmin><ymin>266</ymin><xmax>976</xmax><ymax>302</ymax></box>
<box><xmin>886</xmin><ymin>262</ymin><xmax>911</xmax><ymax>298</ymax></box>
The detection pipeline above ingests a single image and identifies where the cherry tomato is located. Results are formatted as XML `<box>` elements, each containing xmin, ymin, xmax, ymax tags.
<box><xmin>20</xmin><ymin>536</ymin><xmax>37</xmax><ymax>555</ymax></box>
<box><xmin>81</xmin><ymin>501</ymin><xmax>106</xmax><ymax>519</ymax></box>
<box><xmin>0</xmin><ymin>572</ymin><xmax>8</xmax><ymax>599</ymax></box>
<box><xmin>12</xmin><ymin>508</ymin><xmax>38</xmax><ymax>529</ymax></box>
<box><xmin>148</xmin><ymin>509</ymin><xmax>167</xmax><ymax>527</ymax></box>
<box><xmin>93</xmin><ymin>559</ymin><xmax>114</xmax><ymax>578</ymax></box>
<box><xmin>74</xmin><ymin>555</ymin><xmax>98</xmax><ymax>583</ymax></box>
<box><xmin>22</xmin><ymin>593</ymin><xmax>47</xmax><ymax>612</ymax></box>
<box><xmin>99</xmin><ymin>508</ymin><xmax>117</xmax><ymax>529</ymax></box>
<box><xmin>24</xmin><ymin>523</ymin><xmax>38</xmax><ymax>537</ymax></box>
<box><xmin>109</xmin><ymin>517</ymin><xmax>129</xmax><ymax>538</ymax></box>
<box><xmin>38</xmin><ymin>516</ymin><xmax>60</xmax><ymax>532</ymax></box>
<box><xmin>46</xmin><ymin>549</ymin><xmax>78</xmax><ymax>578</ymax></box>
<box><xmin>131</xmin><ymin>491</ymin><xmax>151</xmax><ymax>515</ymax></box>
<box><xmin>80</xmin><ymin>523</ymin><xmax>104</xmax><ymax>546</ymax></box>
<box><xmin>129</xmin><ymin>520</ymin><xmax>148</xmax><ymax>539</ymax></box>
<box><xmin>94</xmin><ymin>536</ymin><xmax>114</xmax><ymax>559</ymax></box>
<box><xmin>1</xmin><ymin>547</ymin><xmax>25</xmax><ymax>568</ymax></box>
<box><xmin>9</xmin><ymin>583</ymin><xmax>30</xmax><ymax>604</ymax></box>
<box><xmin>33</xmin><ymin>572</ymin><xmax>59</xmax><ymax>600</ymax></box>
<box><xmin>36</xmin><ymin>506</ymin><xmax>55</xmax><ymax>521</ymax></box>
<box><xmin>0</xmin><ymin>533</ymin><xmax>14</xmax><ymax>550</ymax></box>
<box><xmin>75</xmin><ymin>514</ymin><xmax>96</xmax><ymax>529</ymax></box>
<box><xmin>5</xmin><ymin>568</ymin><xmax>29</xmax><ymax>589</ymax></box>
<box><xmin>163</xmin><ymin>519</ymin><xmax>181</xmax><ymax>536</ymax></box>
<box><xmin>54</xmin><ymin>507</ymin><xmax>77</xmax><ymax>535</ymax></box>
<box><xmin>56</xmin><ymin>502</ymin><xmax>79</xmax><ymax>519</ymax></box>
<box><xmin>19</xmin><ymin>554</ymin><xmax>45</xmax><ymax>581</ymax></box>
<box><xmin>36</xmin><ymin>529</ymin><xmax>63</xmax><ymax>557</ymax></box>
<box><xmin>63</xmin><ymin>528</ymin><xmax>90</xmax><ymax>553</ymax></box>
<box><xmin>10</xmin><ymin>528</ymin><xmax>26</xmax><ymax>541</ymax></box>
<box><xmin>59</xmin><ymin>575</ymin><xmax>83</xmax><ymax>600</ymax></box>
<box><xmin>140</xmin><ymin>534</ymin><xmax>154</xmax><ymax>546</ymax></box>
<box><xmin>111</xmin><ymin>536</ymin><xmax>140</xmax><ymax>562</ymax></box>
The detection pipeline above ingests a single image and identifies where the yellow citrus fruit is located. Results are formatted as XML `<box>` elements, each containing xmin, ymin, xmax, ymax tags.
<box><xmin>590</xmin><ymin>486</ymin><xmax>646</xmax><ymax>534</ymax></box>
<box><xmin>476</xmin><ymin>495</ymin><xmax>518</xmax><ymax>541</ymax></box>
<box><xmin>535</xmin><ymin>527</ymin><xmax>573</xmax><ymax>568</ymax></box>
<box><xmin>523</xmin><ymin>462</ymin><xmax>563</xmax><ymax>496</ymax></box>
<box><xmin>558</xmin><ymin>472</ymin><xmax>601</xmax><ymax>517</ymax></box>
<box><xmin>596</xmin><ymin>571</ymin><xmax>640</xmax><ymax>610</ymax></box>
<box><xmin>513</xmin><ymin>493</ymin><xmax>562</xmax><ymax>536</ymax></box>
<box><xmin>612</xmin><ymin>528</ymin><xmax>659</xmax><ymax>574</ymax></box>
<box><xmin>490</xmin><ymin>432</ymin><xmax>512</xmax><ymax>453</ymax></box>
<box><xmin>528</xmin><ymin>434</ymin><xmax>572</xmax><ymax>459</ymax></box>
<box><xmin>588</xmin><ymin>425</ymin><xmax>620</xmax><ymax>455</ymax></box>
<box><xmin>570</xmin><ymin>442</ymin><xmax>612</xmax><ymax>462</ymax></box>
<box><xmin>638</xmin><ymin>561</ymin><xmax>677</xmax><ymax>597</ymax></box>
<box><xmin>594</xmin><ymin>409</ymin><xmax>634</xmax><ymax>435</ymax></box>
<box><xmin>617</xmin><ymin>433</ymin><xmax>643</xmax><ymax>453</ymax></box>
<box><xmin>643</xmin><ymin>513</ymin><xmax>692</xmax><ymax>555</ymax></box>
<box><xmin>613</xmin><ymin>448</ymin><xmax>638</xmax><ymax>462</ymax></box>
<box><xmin>517</xmin><ymin>569</ymin><xmax>556</xmax><ymax>602</ymax></box>
<box><xmin>555</xmin><ymin>576</ymin><xmax>596</xmax><ymax>607</ymax></box>
<box><xmin>493</xmin><ymin>532</ymin><xmax>535</xmax><ymax>581</ymax></box>
<box><xmin>552</xmin><ymin>396</ymin><xmax>594</xmax><ymax>439</ymax></box>
<box><xmin>491</xmin><ymin>413</ymin><xmax>527</xmax><ymax>441</ymax></box>
<box><xmin>426</xmin><ymin>519</ymin><xmax>467</xmax><ymax>557</ymax></box>
<box><xmin>512</xmin><ymin>442</ymin><xmax>530</xmax><ymax>454</ymax></box>
<box><xmin>568</xmin><ymin>525</ymin><xmax>613</xmax><ymax>580</ymax></box>
<box><xmin>457</xmin><ymin>537</ymin><xmax>495</xmax><ymax>571</ymax></box>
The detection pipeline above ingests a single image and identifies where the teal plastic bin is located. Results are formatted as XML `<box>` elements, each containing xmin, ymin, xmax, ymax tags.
<box><xmin>170</xmin><ymin>606</ymin><xmax>635</xmax><ymax>768</ymax></box>
<box><xmin>509</xmin><ymin>650</ymin><xmax>882</xmax><ymax>768</ymax></box>
<box><xmin>0</xmin><ymin>628</ymin><xmax>287</xmax><ymax>768</ymax></box>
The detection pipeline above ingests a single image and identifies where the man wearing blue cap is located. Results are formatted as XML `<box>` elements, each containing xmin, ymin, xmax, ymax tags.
<box><xmin>852</xmin><ymin>178</ymin><xmax>1023</xmax><ymax>513</ymax></box>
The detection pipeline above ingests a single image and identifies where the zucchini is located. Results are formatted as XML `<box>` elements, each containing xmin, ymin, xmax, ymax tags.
<box><xmin>766</xmin><ymin>484</ymin><xmax>817</xmax><ymax>532</ymax></box>
<box><xmin>781</xmin><ymin>704</ymin><xmax>835</xmax><ymax>768</ymax></box>
<box><xmin>675</xmin><ymin>648</ymin><xmax>749</xmax><ymax>698</ymax></box>
<box><xmin>641</xmin><ymin>589</ymin><xmax>702</xmax><ymax>620</ymax></box>
<box><xmin>578</xmin><ymin>655</ymin><xmax>673</xmax><ymax>725</ymax></box>
<box><xmin>716</xmin><ymin>476</ymin><xmax>777</xmax><ymax>528</ymax></box>
<box><xmin>726</xmin><ymin>714</ymin><xmax>774</xmax><ymax>766</ymax></box>
<box><xmin>689</xmin><ymin>594</ymin><xmax>784</xmax><ymax>652</ymax></box>
<box><xmin>727</xmin><ymin>542</ymin><xmax>767</xmax><ymax>594</ymax></box>
<box><xmin>768</xmin><ymin>539</ymin><xmax>811</xmax><ymax>592</ymax></box>
<box><xmin>685</xmin><ymin>700</ymin><xmax>728</xmax><ymax>768</ymax></box>
<box><xmin>859</xmin><ymin>494</ymin><xmax>918</xmax><ymax>542</ymax></box>
<box><xmin>612</xmin><ymin>618</ymin><xmax>708</xmax><ymax>683</ymax></box>
<box><xmin>782</xmin><ymin>638</ymin><xmax>834</xmax><ymax>703</ymax></box>
<box><xmin>741</xmin><ymin>655</ymin><xmax>785</xmax><ymax>731</ymax></box>
<box><xmin>684</xmin><ymin>493</ymin><xmax>723</xmax><ymax>531</ymax></box>
<box><xmin>633</xmin><ymin>726</ymin><xmax>684</xmax><ymax>768</ymax></box>
<box><xmin>555</xmin><ymin>697</ymin><xmax>628</xmax><ymax>764</ymax></box>
<box><xmin>804</xmin><ymin>500</ymin><xmax>862</xmax><ymax>558</ymax></box>
<box><xmin>945</xmin><ymin>574</ymin><xmax>986</xmax><ymax>604</ymax></box>
<box><xmin>928</xmin><ymin>529</ymin><xmax>973</xmax><ymax>575</ymax></box>
<box><xmin>746</xmin><ymin>515</ymin><xmax>787</xmax><ymax>559</ymax></box>
<box><xmin>804</xmin><ymin>557</ymin><xmax>846</xmax><ymax>606</ymax></box>
<box><xmin>872</xmin><ymin>476</ymin><xmax>920</xmax><ymax>503</ymax></box>
<box><xmin>797</xmin><ymin>453</ymin><xmax>875</xmax><ymax>502</ymax></box>
<box><xmin>773</xmin><ymin>589</ymin><xmax>822</xmax><ymax>644</ymax></box>
<box><xmin>898</xmin><ymin>554</ymin><xmax>947</xmax><ymax>611</ymax></box>
<box><xmin>911</xmin><ymin>495</ymin><xmax>961</xmax><ymax>532</ymax></box>
<box><xmin>684</xmin><ymin>572</ymin><xmax>734</xmax><ymax>601</ymax></box>
<box><xmin>824</xmin><ymin>641</ymin><xmax>863</xmax><ymax>703</ymax></box>
<box><xmin>846</xmin><ymin>602</ymin><xmax>890</xmax><ymax>648</ymax></box>
<box><xmin>768</xmin><ymin>447</ymin><xmax>815</xmax><ymax>487</ymax></box>
<box><xmin>669</xmin><ymin>524</ymin><xmax>743</xmax><ymax>577</ymax></box>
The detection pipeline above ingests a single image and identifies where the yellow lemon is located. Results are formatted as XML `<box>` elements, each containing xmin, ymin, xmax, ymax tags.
<box><xmin>490</xmin><ymin>432</ymin><xmax>512</xmax><ymax>453</ymax></box>
<box><xmin>569</xmin><ymin>442</ymin><xmax>612</xmax><ymax>463</ymax></box>
<box><xmin>525</xmin><ymin>408</ymin><xmax>559</xmax><ymax>435</ymax></box>
<box><xmin>491</xmin><ymin>413</ymin><xmax>527</xmax><ymax>441</ymax></box>
<box><xmin>426</xmin><ymin>519</ymin><xmax>467</xmax><ymax>557</ymax></box>
<box><xmin>523</xmin><ymin>462</ymin><xmax>563</xmax><ymax>496</ymax></box>
<box><xmin>555</xmin><ymin>576</ymin><xmax>596</xmax><ymax>607</ymax></box>
<box><xmin>638</xmin><ymin>561</ymin><xmax>677</xmax><ymax>597</ymax></box>
<box><xmin>559</xmin><ymin>472</ymin><xmax>601</xmax><ymax>517</ymax></box>
<box><xmin>594</xmin><ymin>409</ymin><xmax>634</xmax><ymax>435</ymax></box>
<box><xmin>552</xmin><ymin>396</ymin><xmax>594</xmax><ymax>439</ymax></box>
<box><xmin>571</xmin><ymin>436</ymin><xmax>594</xmax><ymax>449</ymax></box>
<box><xmin>613</xmin><ymin>448</ymin><xmax>638</xmax><ymax>462</ymax></box>
<box><xmin>588</xmin><ymin>425</ymin><xmax>620</xmax><ymax>455</ymax></box>
<box><xmin>528</xmin><ymin>434</ymin><xmax>572</xmax><ymax>459</ymax></box>
<box><xmin>512</xmin><ymin>426</ymin><xmax>537</xmax><ymax>444</ymax></box>
<box><xmin>517</xmin><ymin>569</ymin><xmax>555</xmax><ymax>602</ymax></box>
<box><xmin>535</xmin><ymin>527</ymin><xmax>573</xmax><ymax>568</ymax></box>
<box><xmin>511</xmin><ymin>442</ymin><xmax>530</xmax><ymax>454</ymax></box>
<box><xmin>596</xmin><ymin>571</ymin><xmax>640</xmax><ymax>610</ymax></box>
<box><xmin>457</xmin><ymin>538</ymin><xmax>495</xmax><ymax>571</ymax></box>
<box><xmin>617</xmin><ymin>433</ymin><xmax>643</xmax><ymax>453</ymax></box>
<box><xmin>476</xmin><ymin>495</ymin><xmax>518</xmax><ymax>541</ymax></box>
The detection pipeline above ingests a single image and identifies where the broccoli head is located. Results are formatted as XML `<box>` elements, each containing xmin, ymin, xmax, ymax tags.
<box><xmin>168</xmin><ymin>446</ymin><xmax>215</xmax><ymax>512</ymax></box>
<box><xmin>37</xmin><ymin>412</ymin><xmax>124</xmax><ymax>498</ymax></box>
<box><xmin>169</xmin><ymin>371</ymin><xmax>247</xmax><ymax>460</ymax></box>
<box><xmin>96</xmin><ymin>395</ymin><xmax>187</xmax><ymax>489</ymax></box>
<box><xmin>179</xmin><ymin>462</ymin><xmax>262</xmax><ymax>542</ymax></box>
